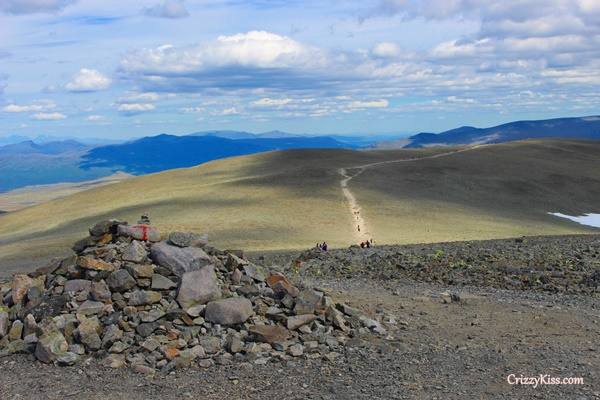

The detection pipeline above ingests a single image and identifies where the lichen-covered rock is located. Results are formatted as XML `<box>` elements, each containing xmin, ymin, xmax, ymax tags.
<box><xmin>35</xmin><ymin>331</ymin><xmax>68</xmax><ymax>363</ymax></box>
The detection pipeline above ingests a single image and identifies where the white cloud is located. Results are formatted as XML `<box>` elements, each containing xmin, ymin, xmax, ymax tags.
<box><xmin>3</xmin><ymin>100</ymin><xmax>56</xmax><ymax>113</ymax></box>
<box><xmin>143</xmin><ymin>0</ymin><xmax>189</xmax><ymax>19</ymax></box>
<box><xmin>86</xmin><ymin>115</ymin><xmax>104</xmax><ymax>121</ymax></box>
<box><xmin>119</xmin><ymin>92</ymin><xmax>161</xmax><ymax>103</ymax></box>
<box><xmin>216</xmin><ymin>107</ymin><xmax>240</xmax><ymax>116</ymax></box>
<box><xmin>181</xmin><ymin>106</ymin><xmax>204</xmax><ymax>113</ymax></box>
<box><xmin>347</xmin><ymin>99</ymin><xmax>389</xmax><ymax>109</ymax></box>
<box><xmin>253</xmin><ymin>98</ymin><xmax>292</xmax><ymax>106</ymax></box>
<box><xmin>120</xmin><ymin>31</ymin><xmax>325</xmax><ymax>77</ymax></box>
<box><xmin>117</xmin><ymin>103</ymin><xmax>155</xmax><ymax>112</ymax></box>
<box><xmin>32</xmin><ymin>112</ymin><xmax>66</xmax><ymax>120</ymax></box>
<box><xmin>373</xmin><ymin>42</ymin><xmax>401</xmax><ymax>58</ymax></box>
<box><xmin>0</xmin><ymin>0</ymin><xmax>76</xmax><ymax>15</ymax></box>
<box><xmin>66</xmin><ymin>69</ymin><xmax>111</xmax><ymax>92</ymax></box>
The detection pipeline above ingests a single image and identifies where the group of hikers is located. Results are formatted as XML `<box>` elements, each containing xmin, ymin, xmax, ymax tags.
<box><xmin>316</xmin><ymin>242</ymin><xmax>328</xmax><ymax>251</ymax></box>
<box><xmin>316</xmin><ymin>239</ymin><xmax>374</xmax><ymax>251</ymax></box>
<box><xmin>360</xmin><ymin>239</ymin><xmax>374</xmax><ymax>248</ymax></box>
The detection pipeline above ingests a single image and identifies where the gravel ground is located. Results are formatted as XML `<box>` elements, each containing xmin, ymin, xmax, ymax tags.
<box><xmin>2</xmin><ymin>234</ymin><xmax>600</xmax><ymax>399</ymax></box>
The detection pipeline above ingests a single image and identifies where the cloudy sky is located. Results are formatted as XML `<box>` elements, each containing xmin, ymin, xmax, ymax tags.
<box><xmin>0</xmin><ymin>0</ymin><xmax>599</xmax><ymax>139</ymax></box>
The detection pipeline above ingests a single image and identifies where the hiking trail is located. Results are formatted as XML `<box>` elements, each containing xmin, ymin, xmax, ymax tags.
<box><xmin>339</xmin><ymin>145</ymin><xmax>485</xmax><ymax>244</ymax></box>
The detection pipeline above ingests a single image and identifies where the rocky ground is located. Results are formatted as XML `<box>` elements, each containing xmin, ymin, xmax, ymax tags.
<box><xmin>1</xmin><ymin>233</ymin><xmax>599</xmax><ymax>399</ymax></box>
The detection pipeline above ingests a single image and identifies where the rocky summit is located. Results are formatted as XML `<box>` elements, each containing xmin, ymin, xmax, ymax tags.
<box><xmin>0</xmin><ymin>218</ymin><xmax>385</xmax><ymax>373</ymax></box>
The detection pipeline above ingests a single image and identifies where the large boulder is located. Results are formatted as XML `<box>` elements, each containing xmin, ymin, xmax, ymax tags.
<box><xmin>151</xmin><ymin>241</ymin><xmax>212</xmax><ymax>277</ymax></box>
<box><xmin>176</xmin><ymin>267</ymin><xmax>221</xmax><ymax>312</ymax></box>
<box><xmin>205</xmin><ymin>298</ymin><xmax>253</xmax><ymax>325</ymax></box>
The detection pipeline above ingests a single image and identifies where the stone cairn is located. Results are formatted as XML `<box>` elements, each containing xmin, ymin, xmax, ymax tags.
<box><xmin>0</xmin><ymin>218</ymin><xmax>387</xmax><ymax>372</ymax></box>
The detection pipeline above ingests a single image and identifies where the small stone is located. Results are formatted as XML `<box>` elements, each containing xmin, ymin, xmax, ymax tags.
<box><xmin>64</xmin><ymin>279</ymin><xmax>92</xmax><ymax>294</ymax></box>
<box><xmin>128</xmin><ymin>290</ymin><xmax>162</xmax><ymax>306</ymax></box>
<box><xmin>0</xmin><ymin>311</ymin><xmax>9</xmax><ymax>338</ymax></box>
<box><xmin>141</xmin><ymin>337</ymin><xmax>160</xmax><ymax>352</ymax></box>
<box><xmin>56</xmin><ymin>352</ymin><xmax>79</xmax><ymax>366</ymax></box>
<box><xmin>78</xmin><ymin>316</ymin><xmax>102</xmax><ymax>351</ymax></box>
<box><xmin>104</xmin><ymin>354</ymin><xmax>126</xmax><ymax>368</ymax></box>
<box><xmin>9</xmin><ymin>320</ymin><xmax>23</xmax><ymax>341</ymax></box>
<box><xmin>242</xmin><ymin>264</ymin><xmax>267</xmax><ymax>282</ymax></box>
<box><xmin>287</xmin><ymin>314</ymin><xmax>316</xmax><ymax>330</ymax></box>
<box><xmin>151</xmin><ymin>274</ymin><xmax>177</xmax><ymax>290</ymax></box>
<box><xmin>108</xmin><ymin>341</ymin><xmax>128</xmax><ymax>354</ymax></box>
<box><xmin>266</xmin><ymin>272</ymin><xmax>299</xmax><ymax>298</ymax></box>
<box><xmin>294</xmin><ymin>290</ymin><xmax>323</xmax><ymax>315</ymax></box>
<box><xmin>69</xmin><ymin>344</ymin><xmax>85</xmax><ymax>355</ymax></box>
<box><xmin>288</xmin><ymin>344</ymin><xmax>304</xmax><ymax>357</ymax></box>
<box><xmin>77</xmin><ymin>300</ymin><xmax>104</xmax><ymax>316</ymax></box>
<box><xmin>227</xmin><ymin>335</ymin><xmax>244</xmax><ymax>353</ymax></box>
<box><xmin>90</xmin><ymin>280</ymin><xmax>111</xmax><ymax>302</ymax></box>
<box><xmin>101</xmin><ymin>324</ymin><xmax>123</xmax><ymax>349</ymax></box>
<box><xmin>35</xmin><ymin>331</ymin><xmax>68</xmax><ymax>363</ymax></box>
<box><xmin>185</xmin><ymin>304</ymin><xmax>205</xmax><ymax>317</ymax></box>
<box><xmin>122</xmin><ymin>241</ymin><xmax>148</xmax><ymax>263</ymax></box>
<box><xmin>140</xmin><ymin>308</ymin><xmax>166</xmax><ymax>322</ymax></box>
<box><xmin>248</xmin><ymin>325</ymin><xmax>291</xmax><ymax>344</ymax></box>
<box><xmin>12</xmin><ymin>274</ymin><xmax>35</xmax><ymax>304</ymax></box>
<box><xmin>231</xmin><ymin>269</ymin><xmax>242</xmax><ymax>285</ymax></box>
<box><xmin>107</xmin><ymin>269</ymin><xmax>136</xmax><ymax>292</ymax></box>
<box><xmin>168</xmin><ymin>232</ymin><xmax>208</xmax><ymax>248</ymax></box>
<box><xmin>199</xmin><ymin>336</ymin><xmax>221</xmax><ymax>354</ymax></box>
<box><xmin>77</xmin><ymin>256</ymin><xmax>115</xmax><ymax>272</ymax></box>
<box><xmin>133</xmin><ymin>364</ymin><xmax>156</xmax><ymax>375</ymax></box>
<box><xmin>126</xmin><ymin>264</ymin><xmax>154</xmax><ymax>279</ymax></box>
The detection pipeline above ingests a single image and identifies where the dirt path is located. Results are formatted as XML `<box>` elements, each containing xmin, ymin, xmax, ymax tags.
<box><xmin>338</xmin><ymin>145</ymin><xmax>485</xmax><ymax>244</ymax></box>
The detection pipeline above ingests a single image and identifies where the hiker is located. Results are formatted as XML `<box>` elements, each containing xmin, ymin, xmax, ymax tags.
<box><xmin>357</xmin><ymin>225</ymin><xmax>360</xmax><ymax>232</ymax></box>
<box><xmin>366</xmin><ymin>241</ymin><xmax>371</xmax><ymax>248</ymax></box>
<box><xmin>322</xmin><ymin>242</ymin><xmax>328</xmax><ymax>251</ymax></box>
<box><xmin>360</xmin><ymin>242</ymin><xmax>365</xmax><ymax>248</ymax></box>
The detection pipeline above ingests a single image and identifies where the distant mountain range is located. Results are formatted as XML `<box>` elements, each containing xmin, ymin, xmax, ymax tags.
<box><xmin>0</xmin><ymin>140</ymin><xmax>113</xmax><ymax>193</ymax></box>
<box><xmin>2</xmin><ymin>116</ymin><xmax>600</xmax><ymax>193</ymax></box>
<box><xmin>80</xmin><ymin>134</ymin><xmax>353</xmax><ymax>174</ymax></box>
<box><xmin>402</xmin><ymin>116</ymin><xmax>600</xmax><ymax>148</ymax></box>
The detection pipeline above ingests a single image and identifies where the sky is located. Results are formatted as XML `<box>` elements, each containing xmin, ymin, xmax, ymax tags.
<box><xmin>0</xmin><ymin>0</ymin><xmax>599</xmax><ymax>140</ymax></box>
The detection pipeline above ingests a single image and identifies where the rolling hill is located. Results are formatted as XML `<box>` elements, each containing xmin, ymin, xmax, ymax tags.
<box><xmin>401</xmin><ymin>116</ymin><xmax>600</xmax><ymax>148</ymax></box>
<box><xmin>0</xmin><ymin>139</ymin><xmax>599</xmax><ymax>276</ymax></box>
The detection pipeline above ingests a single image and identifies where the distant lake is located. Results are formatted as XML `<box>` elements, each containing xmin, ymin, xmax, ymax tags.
<box><xmin>549</xmin><ymin>213</ymin><xmax>600</xmax><ymax>228</ymax></box>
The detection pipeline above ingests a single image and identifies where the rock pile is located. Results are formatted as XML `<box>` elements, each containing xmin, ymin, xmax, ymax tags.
<box><xmin>0</xmin><ymin>218</ymin><xmax>385</xmax><ymax>372</ymax></box>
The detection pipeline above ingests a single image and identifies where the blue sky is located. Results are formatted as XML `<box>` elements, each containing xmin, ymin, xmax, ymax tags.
<box><xmin>0</xmin><ymin>0</ymin><xmax>599</xmax><ymax>139</ymax></box>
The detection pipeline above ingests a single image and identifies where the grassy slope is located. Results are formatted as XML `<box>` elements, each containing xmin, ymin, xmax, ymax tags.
<box><xmin>0</xmin><ymin>140</ymin><xmax>598</xmax><ymax>276</ymax></box>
